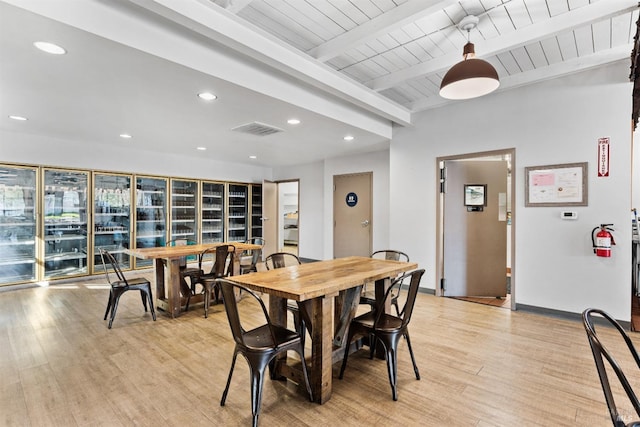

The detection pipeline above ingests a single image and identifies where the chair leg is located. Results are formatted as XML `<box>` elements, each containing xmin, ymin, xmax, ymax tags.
<box><xmin>249</xmin><ymin>364</ymin><xmax>266</xmax><ymax>427</ymax></box>
<box><xmin>104</xmin><ymin>291</ymin><xmax>113</xmax><ymax>321</ymax></box>
<box><xmin>384</xmin><ymin>334</ymin><xmax>403</xmax><ymax>401</ymax></box>
<box><xmin>221</xmin><ymin>350</ymin><xmax>239</xmax><ymax>406</ymax></box>
<box><xmin>383</xmin><ymin>341</ymin><xmax>398</xmax><ymax>401</ymax></box>
<box><xmin>145</xmin><ymin>287</ymin><xmax>157</xmax><ymax>321</ymax></box>
<box><xmin>108</xmin><ymin>291</ymin><xmax>123</xmax><ymax>329</ymax></box>
<box><xmin>339</xmin><ymin>329</ymin><xmax>355</xmax><ymax>379</ymax></box>
<box><xmin>404</xmin><ymin>330</ymin><xmax>420</xmax><ymax>380</ymax></box>
<box><xmin>203</xmin><ymin>281</ymin><xmax>211</xmax><ymax>318</ymax></box>
<box><xmin>140</xmin><ymin>289</ymin><xmax>148</xmax><ymax>312</ymax></box>
<box><xmin>296</xmin><ymin>344</ymin><xmax>313</xmax><ymax>402</ymax></box>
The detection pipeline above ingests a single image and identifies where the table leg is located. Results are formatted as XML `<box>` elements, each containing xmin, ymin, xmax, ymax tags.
<box><xmin>154</xmin><ymin>258</ymin><xmax>165</xmax><ymax>306</ymax></box>
<box><xmin>310</xmin><ymin>295</ymin><xmax>333</xmax><ymax>404</ymax></box>
<box><xmin>166</xmin><ymin>258</ymin><xmax>182</xmax><ymax>318</ymax></box>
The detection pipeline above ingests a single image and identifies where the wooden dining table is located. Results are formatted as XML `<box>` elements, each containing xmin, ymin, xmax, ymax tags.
<box><xmin>125</xmin><ymin>242</ymin><xmax>261</xmax><ymax>318</ymax></box>
<box><xmin>229</xmin><ymin>255</ymin><xmax>417</xmax><ymax>404</ymax></box>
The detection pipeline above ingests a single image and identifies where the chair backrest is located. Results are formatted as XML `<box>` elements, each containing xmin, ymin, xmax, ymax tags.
<box><xmin>200</xmin><ymin>244</ymin><xmax>235</xmax><ymax>277</ymax></box>
<box><xmin>99</xmin><ymin>248</ymin><xmax>127</xmax><ymax>285</ymax></box>
<box><xmin>168</xmin><ymin>238</ymin><xmax>197</xmax><ymax>267</ymax></box>
<box><xmin>218</xmin><ymin>279</ymin><xmax>276</xmax><ymax>350</ymax></box>
<box><xmin>265</xmin><ymin>252</ymin><xmax>301</xmax><ymax>270</ymax></box>
<box><xmin>245</xmin><ymin>237</ymin><xmax>265</xmax><ymax>265</ymax></box>
<box><xmin>371</xmin><ymin>250</ymin><xmax>409</xmax><ymax>262</ymax></box>
<box><xmin>582</xmin><ymin>308</ymin><xmax>640</xmax><ymax>426</ymax></box>
<box><xmin>375</xmin><ymin>269</ymin><xmax>424</xmax><ymax>328</ymax></box>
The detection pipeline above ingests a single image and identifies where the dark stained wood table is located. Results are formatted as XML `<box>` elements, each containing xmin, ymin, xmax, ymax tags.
<box><xmin>229</xmin><ymin>256</ymin><xmax>417</xmax><ymax>404</ymax></box>
<box><xmin>126</xmin><ymin>242</ymin><xmax>261</xmax><ymax>318</ymax></box>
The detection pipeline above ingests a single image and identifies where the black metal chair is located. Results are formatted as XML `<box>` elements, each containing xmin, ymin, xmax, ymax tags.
<box><xmin>218</xmin><ymin>279</ymin><xmax>313</xmax><ymax>427</ymax></box>
<box><xmin>239</xmin><ymin>237</ymin><xmax>265</xmax><ymax>274</ymax></box>
<box><xmin>340</xmin><ymin>268</ymin><xmax>424</xmax><ymax>401</ymax></box>
<box><xmin>264</xmin><ymin>252</ymin><xmax>306</xmax><ymax>344</ymax></box>
<box><xmin>195</xmin><ymin>244</ymin><xmax>235</xmax><ymax>318</ymax></box>
<box><xmin>582</xmin><ymin>308</ymin><xmax>640</xmax><ymax>427</ymax></box>
<box><xmin>166</xmin><ymin>238</ymin><xmax>201</xmax><ymax>311</ymax></box>
<box><xmin>360</xmin><ymin>250</ymin><xmax>410</xmax><ymax>315</ymax></box>
<box><xmin>264</xmin><ymin>252</ymin><xmax>301</xmax><ymax>270</ymax></box>
<box><xmin>99</xmin><ymin>248</ymin><xmax>156</xmax><ymax>329</ymax></box>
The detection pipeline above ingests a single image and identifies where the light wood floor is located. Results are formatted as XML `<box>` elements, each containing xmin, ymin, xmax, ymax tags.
<box><xmin>1</xmin><ymin>274</ymin><xmax>639</xmax><ymax>426</ymax></box>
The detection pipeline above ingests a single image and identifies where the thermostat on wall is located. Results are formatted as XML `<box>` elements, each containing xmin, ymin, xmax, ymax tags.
<box><xmin>561</xmin><ymin>211</ymin><xmax>578</xmax><ymax>220</ymax></box>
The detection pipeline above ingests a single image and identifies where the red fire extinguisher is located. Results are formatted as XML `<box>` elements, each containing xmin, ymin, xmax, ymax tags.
<box><xmin>591</xmin><ymin>224</ymin><xmax>615</xmax><ymax>257</ymax></box>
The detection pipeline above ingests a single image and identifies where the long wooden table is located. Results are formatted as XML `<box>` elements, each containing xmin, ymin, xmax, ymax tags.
<box><xmin>229</xmin><ymin>256</ymin><xmax>417</xmax><ymax>404</ymax></box>
<box><xmin>125</xmin><ymin>242</ymin><xmax>261</xmax><ymax>318</ymax></box>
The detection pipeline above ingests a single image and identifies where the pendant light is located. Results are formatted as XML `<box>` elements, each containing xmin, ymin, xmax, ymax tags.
<box><xmin>439</xmin><ymin>15</ymin><xmax>499</xmax><ymax>100</ymax></box>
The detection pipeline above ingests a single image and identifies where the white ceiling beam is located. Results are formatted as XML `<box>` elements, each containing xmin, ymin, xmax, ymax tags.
<box><xmin>410</xmin><ymin>44</ymin><xmax>633</xmax><ymax>112</ymax></box>
<box><xmin>226</xmin><ymin>0</ymin><xmax>253</xmax><ymax>14</ymax></box>
<box><xmin>369</xmin><ymin>0</ymin><xmax>638</xmax><ymax>92</ymax></box>
<box><xmin>125</xmin><ymin>0</ymin><xmax>411</xmax><ymax>126</ymax></box>
<box><xmin>308</xmin><ymin>0</ymin><xmax>458</xmax><ymax>62</ymax></box>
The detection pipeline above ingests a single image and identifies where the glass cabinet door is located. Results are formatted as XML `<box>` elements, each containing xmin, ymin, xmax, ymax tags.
<box><xmin>0</xmin><ymin>165</ymin><xmax>37</xmax><ymax>285</ymax></box>
<box><xmin>251</xmin><ymin>184</ymin><xmax>262</xmax><ymax>239</ymax></box>
<box><xmin>170</xmin><ymin>179</ymin><xmax>198</xmax><ymax>243</ymax></box>
<box><xmin>43</xmin><ymin>168</ymin><xmax>89</xmax><ymax>279</ymax></box>
<box><xmin>201</xmin><ymin>181</ymin><xmax>225</xmax><ymax>244</ymax></box>
<box><xmin>227</xmin><ymin>183</ymin><xmax>248</xmax><ymax>242</ymax></box>
<box><xmin>93</xmin><ymin>173</ymin><xmax>132</xmax><ymax>272</ymax></box>
<box><xmin>134</xmin><ymin>176</ymin><xmax>167</xmax><ymax>268</ymax></box>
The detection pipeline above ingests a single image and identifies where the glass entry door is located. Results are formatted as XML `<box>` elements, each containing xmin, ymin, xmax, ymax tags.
<box><xmin>43</xmin><ymin>168</ymin><xmax>89</xmax><ymax>279</ymax></box>
<box><xmin>0</xmin><ymin>165</ymin><xmax>37</xmax><ymax>285</ymax></box>
<box><xmin>134</xmin><ymin>176</ymin><xmax>167</xmax><ymax>268</ymax></box>
<box><xmin>93</xmin><ymin>173</ymin><xmax>132</xmax><ymax>271</ymax></box>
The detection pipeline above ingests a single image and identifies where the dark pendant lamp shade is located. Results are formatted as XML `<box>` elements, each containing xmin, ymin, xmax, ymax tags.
<box><xmin>439</xmin><ymin>25</ymin><xmax>500</xmax><ymax>100</ymax></box>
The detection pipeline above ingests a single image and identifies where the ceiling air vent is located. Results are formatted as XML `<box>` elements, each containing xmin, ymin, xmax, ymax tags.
<box><xmin>231</xmin><ymin>121</ymin><xmax>284</xmax><ymax>137</ymax></box>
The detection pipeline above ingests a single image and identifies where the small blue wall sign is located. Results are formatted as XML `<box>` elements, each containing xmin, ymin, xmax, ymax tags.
<box><xmin>346</xmin><ymin>192</ymin><xmax>358</xmax><ymax>207</ymax></box>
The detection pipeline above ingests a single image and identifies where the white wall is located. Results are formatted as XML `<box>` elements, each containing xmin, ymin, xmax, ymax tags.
<box><xmin>273</xmin><ymin>161</ymin><xmax>325</xmax><ymax>260</ymax></box>
<box><xmin>273</xmin><ymin>149</ymin><xmax>390</xmax><ymax>261</ymax></box>
<box><xmin>392</xmin><ymin>61</ymin><xmax>633</xmax><ymax>320</ymax></box>
<box><xmin>0</xmin><ymin>130</ymin><xmax>271</xmax><ymax>183</ymax></box>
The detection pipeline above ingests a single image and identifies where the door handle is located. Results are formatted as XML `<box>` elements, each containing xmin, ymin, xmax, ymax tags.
<box><xmin>261</xmin><ymin>217</ymin><xmax>268</xmax><ymax>221</ymax></box>
<box><xmin>361</xmin><ymin>220</ymin><xmax>370</xmax><ymax>227</ymax></box>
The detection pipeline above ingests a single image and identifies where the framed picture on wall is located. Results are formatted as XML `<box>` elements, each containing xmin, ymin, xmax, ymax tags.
<box><xmin>525</xmin><ymin>162</ymin><xmax>588</xmax><ymax>207</ymax></box>
<box><xmin>464</xmin><ymin>184</ymin><xmax>487</xmax><ymax>207</ymax></box>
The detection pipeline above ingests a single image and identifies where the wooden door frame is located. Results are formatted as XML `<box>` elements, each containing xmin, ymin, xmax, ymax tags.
<box><xmin>435</xmin><ymin>148</ymin><xmax>516</xmax><ymax>310</ymax></box>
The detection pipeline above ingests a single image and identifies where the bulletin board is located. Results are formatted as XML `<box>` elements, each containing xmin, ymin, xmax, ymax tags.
<box><xmin>524</xmin><ymin>162</ymin><xmax>588</xmax><ymax>207</ymax></box>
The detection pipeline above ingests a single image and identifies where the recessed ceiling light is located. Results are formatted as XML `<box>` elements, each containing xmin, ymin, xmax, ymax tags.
<box><xmin>9</xmin><ymin>115</ymin><xmax>27</xmax><ymax>121</ymax></box>
<box><xmin>197</xmin><ymin>146</ymin><xmax>207</xmax><ymax>151</ymax></box>
<box><xmin>119</xmin><ymin>134</ymin><xmax>132</xmax><ymax>139</ymax></box>
<box><xmin>287</xmin><ymin>118</ymin><xmax>301</xmax><ymax>125</ymax></box>
<box><xmin>343</xmin><ymin>135</ymin><xmax>355</xmax><ymax>141</ymax></box>
<box><xmin>33</xmin><ymin>41</ymin><xmax>66</xmax><ymax>55</ymax></box>
<box><xmin>249</xmin><ymin>155</ymin><xmax>257</xmax><ymax>159</ymax></box>
<box><xmin>198</xmin><ymin>92</ymin><xmax>217</xmax><ymax>101</ymax></box>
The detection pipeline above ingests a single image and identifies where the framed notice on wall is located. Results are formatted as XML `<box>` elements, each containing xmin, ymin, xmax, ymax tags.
<box><xmin>525</xmin><ymin>162</ymin><xmax>588</xmax><ymax>207</ymax></box>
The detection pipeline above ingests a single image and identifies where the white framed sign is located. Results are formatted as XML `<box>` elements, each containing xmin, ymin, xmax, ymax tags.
<box><xmin>525</xmin><ymin>162</ymin><xmax>588</xmax><ymax>207</ymax></box>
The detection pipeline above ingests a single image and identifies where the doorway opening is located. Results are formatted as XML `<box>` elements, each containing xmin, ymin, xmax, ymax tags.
<box><xmin>436</xmin><ymin>149</ymin><xmax>515</xmax><ymax>310</ymax></box>
<box><xmin>279</xmin><ymin>181</ymin><xmax>299</xmax><ymax>255</ymax></box>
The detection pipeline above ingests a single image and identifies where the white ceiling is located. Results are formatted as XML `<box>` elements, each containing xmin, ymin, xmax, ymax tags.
<box><xmin>1</xmin><ymin>0</ymin><xmax>637</xmax><ymax>167</ymax></box>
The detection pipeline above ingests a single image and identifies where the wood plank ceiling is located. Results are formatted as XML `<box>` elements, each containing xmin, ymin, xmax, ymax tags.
<box><xmin>214</xmin><ymin>0</ymin><xmax>639</xmax><ymax>112</ymax></box>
